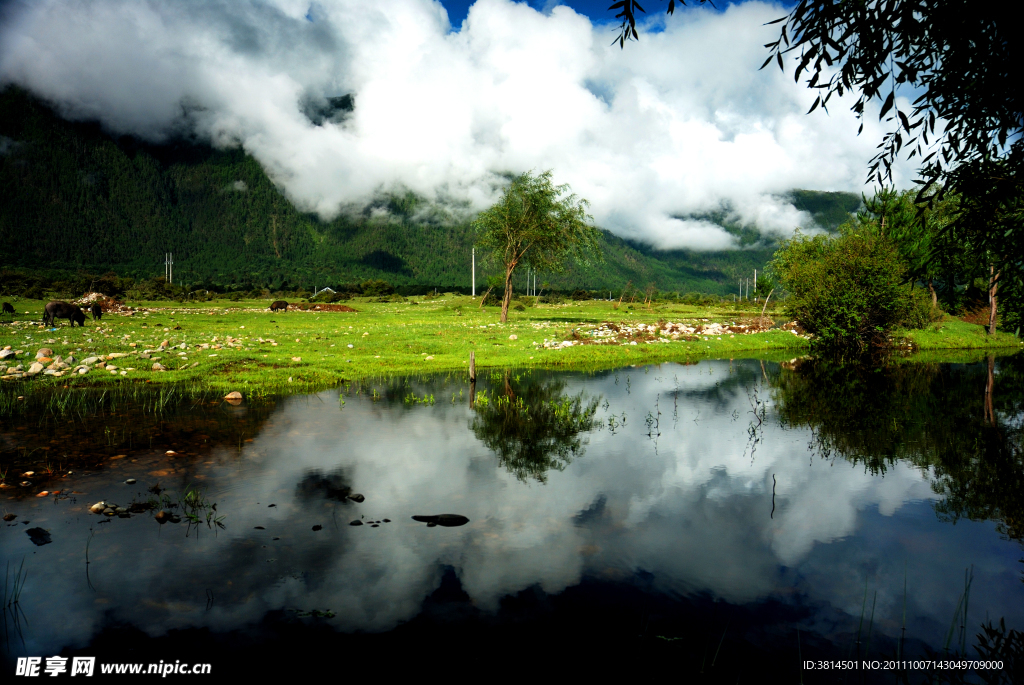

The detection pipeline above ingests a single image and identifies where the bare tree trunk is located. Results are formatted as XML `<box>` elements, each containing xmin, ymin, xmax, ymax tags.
<box><xmin>478</xmin><ymin>285</ymin><xmax>494</xmax><ymax>309</ymax></box>
<box><xmin>927</xmin><ymin>279</ymin><xmax>937</xmax><ymax>308</ymax></box>
<box><xmin>500</xmin><ymin>265</ymin><xmax>515</xmax><ymax>323</ymax></box>
<box><xmin>614</xmin><ymin>281</ymin><xmax>631</xmax><ymax>310</ymax></box>
<box><xmin>988</xmin><ymin>266</ymin><xmax>1000</xmax><ymax>335</ymax></box>
<box><xmin>985</xmin><ymin>354</ymin><xmax>995</xmax><ymax>426</ymax></box>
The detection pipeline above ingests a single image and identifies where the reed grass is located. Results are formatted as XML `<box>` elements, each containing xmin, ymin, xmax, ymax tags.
<box><xmin>2</xmin><ymin>558</ymin><xmax>27</xmax><ymax>609</ymax></box>
<box><xmin>2</xmin><ymin>558</ymin><xmax>29</xmax><ymax>650</ymax></box>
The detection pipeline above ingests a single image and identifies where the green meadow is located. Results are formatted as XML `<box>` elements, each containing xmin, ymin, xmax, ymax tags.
<box><xmin>0</xmin><ymin>295</ymin><xmax>1019</xmax><ymax>395</ymax></box>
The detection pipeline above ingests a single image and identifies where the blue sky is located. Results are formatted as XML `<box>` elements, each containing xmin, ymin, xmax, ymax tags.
<box><xmin>441</xmin><ymin>1</ymin><xmax>619</xmax><ymax>27</ymax></box>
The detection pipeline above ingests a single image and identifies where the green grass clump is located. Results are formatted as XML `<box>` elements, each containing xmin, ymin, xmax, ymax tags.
<box><xmin>900</xmin><ymin>317</ymin><xmax>1020</xmax><ymax>350</ymax></box>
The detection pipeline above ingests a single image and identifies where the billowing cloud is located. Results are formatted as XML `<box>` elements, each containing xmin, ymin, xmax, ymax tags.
<box><xmin>0</xmin><ymin>0</ymin><xmax>914</xmax><ymax>249</ymax></box>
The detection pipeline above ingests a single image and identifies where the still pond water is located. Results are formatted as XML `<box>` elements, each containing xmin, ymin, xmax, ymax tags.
<box><xmin>2</xmin><ymin>357</ymin><xmax>1023</xmax><ymax>680</ymax></box>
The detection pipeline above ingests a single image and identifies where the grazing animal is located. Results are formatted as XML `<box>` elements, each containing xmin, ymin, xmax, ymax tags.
<box><xmin>43</xmin><ymin>301</ymin><xmax>86</xmax><ymax>327</ymax></box>
<box><xmin>90</xmin><ymin>303</ymin><xmax>102</xmax><ymax>321</ymax></box>
<box><xmin>1</xmin><ymin>302</ymin><xmax>13</xmax><ymax>318</ymax></box>
<box><xmin>269</xmin><ymin>300</ymin><xmax>289</xmax><ymax>312</ymax></box>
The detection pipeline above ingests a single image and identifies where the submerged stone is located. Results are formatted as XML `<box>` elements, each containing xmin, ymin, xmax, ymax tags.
<box><xmin>26</xmin><ymin>527</ymin><xmax>52</xmax><ymax>545</ymax></box>
<box><xmin>412</xmin><ymin>514</ymin><xmax>470</xmax><ymax>527</ymax></box>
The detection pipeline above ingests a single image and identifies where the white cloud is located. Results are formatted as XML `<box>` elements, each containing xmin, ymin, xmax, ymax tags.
<box><xmin>0</xmin><ymin>0</ymin><xmax>915</xmax><ymax>249</ymax></box>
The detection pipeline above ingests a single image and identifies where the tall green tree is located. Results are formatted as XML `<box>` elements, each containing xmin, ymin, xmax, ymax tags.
<box><xmin>859</xmin><ymin>189</ymin><xmax>977</xmax><ymax>312</ymax></box>
<box><xmin>474</xmin><ymin>171</ymin><xmax>601</xmax><ymax>323</ymax></box>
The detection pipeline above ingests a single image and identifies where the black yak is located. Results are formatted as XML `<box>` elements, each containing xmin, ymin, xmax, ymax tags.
<box><xmin>44</xmin><ymin>301</ymin><xmax>86</xmax><ymax>327</ymax></box>
<box><xmin>1</xmin><ymin>302</ymin><xmax>13</xmax><ymax>318</ymax></box>
<box><xmin>269</xmin><ymin>300</ymin><xmax>288</xmax><ymax>312</ymax></box>
<box><xmin>90</xmin><ymin>303</ymin><xmax>102</xmax><ymax>320</ymax></box>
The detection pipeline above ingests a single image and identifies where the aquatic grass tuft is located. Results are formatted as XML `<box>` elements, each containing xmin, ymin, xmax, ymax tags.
<box><xmin>2</xmin><ymin>558</ymin><xmax>27</xmax><ymax>609</ymax></box>
<box><xmin>944</xmin><ymin>565</ymin><xmax>974</xmax><ymax>655</ymax></box>
<box><xmin>178</xmin><ymin>484</ymin><xmax>224</xmax><ymax>534</ymax></box>
<box><xmin>2</xmin><ymin>558</ymin><xmax>30</xmax><ymax>651</ymax></box>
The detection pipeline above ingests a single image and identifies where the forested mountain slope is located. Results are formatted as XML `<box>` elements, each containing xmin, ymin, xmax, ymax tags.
<box><xmin>0</xmin><ymin>87</ymin><xmax>859</xmax><ymax>296</ymax></box>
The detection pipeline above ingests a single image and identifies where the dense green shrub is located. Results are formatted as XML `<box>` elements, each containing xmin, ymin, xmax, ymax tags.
<box><xmin>771</xmin><ymin>230</ymin><xmax>929</xmax><ymax>351</ymax></box>
<box><xmin>679</xmin><ymin>292</ymin><xmax>721</xmax><ymax>306</ymax></box>
<box><xmin>371</xmin><ymin>293</ymin><xmax>405</xmax><ymax>303</ymax></box>
<box><xmin>125</xmin><ymin>277</ymin><xmax>182</xmax><ymax>302</ymax></box>
<box><xmin>359</xmin><ymin>279</ymin><xmax>395</xmax><ymax>297</ymax></box>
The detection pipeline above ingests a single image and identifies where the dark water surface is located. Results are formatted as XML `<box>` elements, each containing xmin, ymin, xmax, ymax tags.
<box><xmin>2</xmin><ymin>358</ymin><xmax>1023</xmax><ymax>680</ymax></box>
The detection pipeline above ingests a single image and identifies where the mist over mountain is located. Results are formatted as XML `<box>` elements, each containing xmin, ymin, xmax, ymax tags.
<box><xmin>0</xmin><ymin>87</ymin><xmax>860</xmax><ymax>295</ymax></box>
<box><xmin>0</xmin><ymin>0</ymin><xmax>901</xmax><ymax>253</ymax></box>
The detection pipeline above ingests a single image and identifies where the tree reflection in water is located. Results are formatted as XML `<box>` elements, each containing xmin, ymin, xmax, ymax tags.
<box><xmin>770</xmin><ymin>355</ymin><xmax>1024</xmax><ymax>562</ymax></box>
<box><xmin>471</xmin><ymin>371</ymin><xmax>600</xmax><ymax>482</ymax></box>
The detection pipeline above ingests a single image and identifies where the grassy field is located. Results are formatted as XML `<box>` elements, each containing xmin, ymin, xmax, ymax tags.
<box><xmin>0</xmin><ymin>295</ymin><xmax>1019</xmax><ymax>394</ymax></box>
